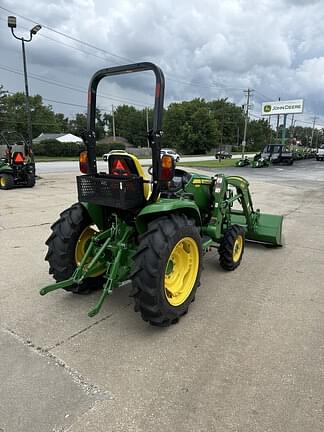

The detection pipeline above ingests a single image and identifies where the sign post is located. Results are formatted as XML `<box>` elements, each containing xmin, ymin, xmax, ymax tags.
<box><xmin>281</xmin><ymin>114</ymin><xmax>287</xmax><ymax>145</ymax></box>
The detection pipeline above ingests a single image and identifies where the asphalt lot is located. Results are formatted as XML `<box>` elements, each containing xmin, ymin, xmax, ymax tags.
<box><xmin>1</xmin><ymin>159</ymin><xmax>324</xmax><ymax>432</ymax></box>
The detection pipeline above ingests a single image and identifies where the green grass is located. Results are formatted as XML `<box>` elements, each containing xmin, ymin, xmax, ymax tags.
<box><xmin>178</xmin><ymin>159</ymin><xmax>238</xmax><ymax>168</ymax></box>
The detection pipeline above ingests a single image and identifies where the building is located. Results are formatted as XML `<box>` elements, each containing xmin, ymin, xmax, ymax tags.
<box><xmin>33</xmin><ymin>133</ymin><xmax>83</xmax><ymax>144</ymax></box>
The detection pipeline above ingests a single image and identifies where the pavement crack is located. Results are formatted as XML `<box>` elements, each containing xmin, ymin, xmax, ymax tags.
<box><xmin>3</xmin><ymin>222</ymin><xmax>51</xmax><ymax>230</ymax></box>
<box><xmin>47</xmin><ymin>302</ymin><xmax>132</xmax><ymax>351</ymax></box>
<box><xmin>47</xmin><ymin>312</ymin><xmax>115</xmax><ymax>351</ymax></box>
<box><xmin>2</xmin><ymin>326</ymin><xmax>113</xmax><ymax>401</ymax></box>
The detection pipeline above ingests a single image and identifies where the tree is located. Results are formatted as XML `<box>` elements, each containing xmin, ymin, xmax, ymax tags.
<box><xmin>0</xmin><ymin>91</ymin><xmax>64</xmax><ymax>139</ymax></box>
<box><xmin>207</xmin><ymin>99</ymin><xmax>245</xmax><ymax>149</ymax></box>
<box><xmin>68</xmin><ymin>113</ymin><xmax>87</xmax><ymax>137</ymax></box>
<box><xmin>163</xmin><ymin>99</ymin><xmax>219</xmax><ymax>154</ymax></box>
<box><xmin>247</xmin><ymin>119</ymin><xmax>273</xmax><ymax>151</ymax></box>
<box><xmin>109</xmin><ymin>105</ymin><xmax>148</xmax><ymax>147</ymax></box>
<box><xmin>55</xmin><ymin>113</ymin><xmax>69</xmax><ymax>133</ymax></box>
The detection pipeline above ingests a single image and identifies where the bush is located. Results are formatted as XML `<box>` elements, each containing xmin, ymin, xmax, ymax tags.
<box><xmin>96</xmin><ymin>142</ymin><xmax>126</xmax><ymax>156</ymax></box>
<box><xmin>33</xmin><ymin>140</ymin><xmax>125</xmax><ymax>157</ymax></box>
<box><xmin>33</xmin><ymin>140</ymin><xmax>84</xmax><ymax>157</ymax></box>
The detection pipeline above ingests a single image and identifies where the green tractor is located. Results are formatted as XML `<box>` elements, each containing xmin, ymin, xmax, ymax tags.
<box><xmin>0</xmin><ymin>131</ymin><xmax>36</xmax><ymax>189</ymax></box>
<box><xmin>40</xmin><ymin>63</ymin><xmax>283</xmax><ymax>327</ymax></box>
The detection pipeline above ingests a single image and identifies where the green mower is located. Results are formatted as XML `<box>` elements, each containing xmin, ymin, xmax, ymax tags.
<box><xmin>251</xmin><ymin>152</ymin><xmax>270</xmax><ymax>168</ymax></box>
<box><xmin>235</xmin><ymin>157</ymin><xmax>251</xmax><ymax>167</ymax></box>
<box><xmin>0</xmin><ymin>131</ymin><xmax>35</xmax><ymax>189</ymax></box>
<box><xmin>40</xmin><ymin>62</ymin><xmax>283</xmax><ymax>327</ymax></box>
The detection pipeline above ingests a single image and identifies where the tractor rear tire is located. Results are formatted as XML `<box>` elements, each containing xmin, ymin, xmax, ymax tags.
<box><xmin>45</xmin><ymin>203</ymin><xmax>104</xmax><ymax>294</ymax></box>
<box><xmin>26</xmin><ymin>173</ymin><xmax>36</xmax><ymax>187</ymax></box>
<box><xmin>0</xmin><ymin>173</ymin><xmax>14</xmax><ymax>190</ymax></box>
<box><xmin>132</xmin><ymin>214</ymin><xmax>202</xmax><ymax>327</ymax></box>
<box><xmin>219</xmin><ymin>225</ymin><xmax>245</xmax><ymax>271</ymax></box>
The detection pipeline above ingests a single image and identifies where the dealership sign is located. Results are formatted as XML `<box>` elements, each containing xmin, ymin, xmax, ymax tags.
<box><xmin>261</xmin><ymin>99</ymin><xmax>304</xmax><ymax>116</ymax></box>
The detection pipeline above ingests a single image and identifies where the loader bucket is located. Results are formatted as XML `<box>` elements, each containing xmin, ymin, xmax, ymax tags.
<box><xmin>231</xmin><ymin>213</ymin><xmax>283</xmax><ymax>246</ymax></box>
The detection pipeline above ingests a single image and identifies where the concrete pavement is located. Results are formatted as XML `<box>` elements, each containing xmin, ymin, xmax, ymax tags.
<box><xmin>1</xmin><ymin>162</ymin><xmax>324</xmax><ymax>431</ymax></box>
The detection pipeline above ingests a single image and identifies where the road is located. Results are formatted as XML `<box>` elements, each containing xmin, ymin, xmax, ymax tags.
<box><xmin>196</xmin><ymin>158</ymin><xmax>324</xmax><ymax>186</ymax></box>
<box><xmin>1</xmin><ymin>159</ymin><xmax>324</xmax><ymax>432</ymax></box>
<box><xmin>35</xmin><ymin>154</ymin><xmax>249</xmax><ymax>173</ymax></box>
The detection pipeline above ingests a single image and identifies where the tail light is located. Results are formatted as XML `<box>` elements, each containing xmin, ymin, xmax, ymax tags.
<box><xmin>79</xmin><ymin>151</ymin><xmax>88</xmax><ymax>174</ymax></box>
<box><xmin>160</xmin><ymin>154</ymin><xmax>175</xmax><ymax>181</ymax></box>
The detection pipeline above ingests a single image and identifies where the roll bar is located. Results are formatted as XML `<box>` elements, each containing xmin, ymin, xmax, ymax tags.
<box><xmin>82</xmin><ymin>62</ymin><xmax>165</xmax><ymax>202</ymax></box>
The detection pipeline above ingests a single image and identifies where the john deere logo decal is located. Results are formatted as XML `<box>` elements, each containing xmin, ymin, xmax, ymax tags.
<box><xmin>264</xmin><ymin>105</ymin><xmax>272</xmax><ymax>113</ymax></box>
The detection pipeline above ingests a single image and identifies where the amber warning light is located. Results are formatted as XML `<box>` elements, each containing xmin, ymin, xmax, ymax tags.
<box><xmin>160</xmin><ymin>154</ymin><xmax>175</xmax><ymax>181</ymax></box>
<box><xmin>79</xmin><ymin>151</ymin><xmax>88</xmax><ymax>174</ymax></box>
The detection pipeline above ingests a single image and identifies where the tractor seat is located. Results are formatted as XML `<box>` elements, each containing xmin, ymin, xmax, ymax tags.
<box><xmin>107</xmin><ymin>151</ymin><xmax>150</xmax><ymax>199</ymax></box>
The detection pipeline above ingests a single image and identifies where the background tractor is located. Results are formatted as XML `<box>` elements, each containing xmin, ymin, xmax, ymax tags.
<box><xmin>40</xmin><ymin>62</ymin><xmax>283</xmax><ymax>327</ymax></box>
<box><xmin>0</xmin><ymin>131</ymin><xmax>36</xmax><ymax>189</ymax></box>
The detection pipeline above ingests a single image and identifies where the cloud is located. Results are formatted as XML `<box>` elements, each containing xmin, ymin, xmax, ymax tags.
<box><xmin>0</xmin><ymin>0</ymin><xmax>324</xmax><ymax>125</ymax></box>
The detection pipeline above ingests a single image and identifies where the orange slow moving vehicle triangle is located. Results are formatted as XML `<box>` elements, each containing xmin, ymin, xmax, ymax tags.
<box><xmin>112</xmin><ymin>159</ymin><xmax>130</xmax><ymax>175</ymax></box>
<box><xmin>14</xmin><ymin>152</ymin><xmax>24</xmax><ymax>163</ymax></box>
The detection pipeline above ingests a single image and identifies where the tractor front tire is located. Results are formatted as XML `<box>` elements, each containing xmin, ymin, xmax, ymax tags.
<box><xmin>0</xmin><ymin>173</ymin><xmax>14</xmax><ymax>190</ymax></box>
<box><xmin>219</xmin><ymin>225</ymin><xmax>245</xmax><ymax>271</ymax></box>
<box><xmin>45</xmin><ymin>203</ymin><xmax>104</xmax><ymax>294</ymax></box>
<box><xmin>132</xmin><ymin>214</ymin><xmax>202</xmax><ymax>327</ymax></box>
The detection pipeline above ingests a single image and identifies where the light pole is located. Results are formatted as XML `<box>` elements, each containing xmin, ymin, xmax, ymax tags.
<box><xmin>8</xmin><ymin>16</ymin><xmax>41</xmax><ymax>146</ymax></box>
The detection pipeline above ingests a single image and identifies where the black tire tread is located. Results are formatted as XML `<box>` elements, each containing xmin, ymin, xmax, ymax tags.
<box><xmin>45</xmin><ymin>203</ymin><xmax>103</xmax><ymax>294</ymax></box>
<box><xmin>219</xmin><ymin>224</ymin><xmax>245</xmax><ymax>271</ymax></box>
<box><xmin>132</xmin><ymin>214</ymin><xmax>202</xmax><ymax>327</ymax></box>
<box><xmin>0</xmin><ymin>173</ymin><xmax>14</xmax><ymax>190</ymax></box>
<box><xmin>26</xmin><ymin>173</ymin><xmax>36</xmax><ymax>187</ymax></box>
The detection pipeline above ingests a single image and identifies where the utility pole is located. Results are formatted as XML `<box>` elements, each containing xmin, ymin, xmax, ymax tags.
<box><xmin>111</xmin><ymin>104</ymin><xmax>116</xmax><ymax>141</ymax></box>
<box><xmin>146</xmin><ymin>107</ymin><xmax>149</xmax><ymax>148</ymax></box>
<box><xmin>315</xmin><ymin>129</ymin><xmax>319</xmax><ymax>151</ymax></box>
<box><xmin>310</xmin><ymin>116</ymin><xmax>317</xmax><ymax>147</ymax></box>
<box><xmin>242</xmin><ymin>88</ymin><xmax>253</xmax><ymax>159</ymax></box>
<box><xmin>219</xmin><ymin>107</ymin><xmax>225</xmax><ymax>156</ymax></box>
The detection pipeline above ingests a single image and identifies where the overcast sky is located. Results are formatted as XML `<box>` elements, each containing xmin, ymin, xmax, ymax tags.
<box><xmin>1</xmin><ymin>0</ymin><xmax>324</xmax><ymax>129</ymax></box>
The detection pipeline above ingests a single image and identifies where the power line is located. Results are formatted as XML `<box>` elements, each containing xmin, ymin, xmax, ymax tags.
<box><xmin>0</xmin><ymin>6</ymin><xmax>248</xmax><ymax>93</ymax></box>
<box><xmin>0</xmin><ymin>6</ymin><xmax>132</xmax><ymax>63</ymax></box>
<box><xmin>0</xmin><ymin>64</ymin><xmax>150</xmax><ymax>107</ymax></box>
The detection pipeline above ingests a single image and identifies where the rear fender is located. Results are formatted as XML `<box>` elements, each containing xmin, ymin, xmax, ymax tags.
<box><xmin>0</xmin><ymin>163</ymin><xmax>13</xmax><ymax>174</ymax></box>
<box><xmin>80</xmin><ymin>202</ymin><xmax>105</xmax><ymax>230</ymax></box>
<box><xmin>136</xmin><ymin>199</ymin><xmax>201</xmax><ymax>233</ymax></box>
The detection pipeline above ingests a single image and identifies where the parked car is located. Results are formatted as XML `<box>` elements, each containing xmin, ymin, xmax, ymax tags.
<box><xmin>316</xmin><ymin>145</ymin><xmax>324</xmax><ymax>161</ymax></box>
<box><xmin>215</xmin><ymin>150</ymin><xmax>232</xmax><ymax>159</ymax></box>
<box><xmin>161</xmin><ymin>148</ymin><xmax>180</xmax><ymax>162</ymax></box>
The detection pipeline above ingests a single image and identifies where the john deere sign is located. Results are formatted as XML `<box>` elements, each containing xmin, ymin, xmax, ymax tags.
<box><xmin>261</xmin><ymin>99</ymin><xmax>304</xmax><ymax>116</ymax></box>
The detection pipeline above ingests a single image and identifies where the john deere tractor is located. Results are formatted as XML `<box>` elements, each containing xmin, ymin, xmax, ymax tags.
<box><xmin>0</xmin><ymin>131</ymin><xmax>35</xmax><ymax>189</ymax></box>
<box><xmin>40</xmin><ymin>63</ymin><xmax>283</xmax><ymax>327</ymax></box>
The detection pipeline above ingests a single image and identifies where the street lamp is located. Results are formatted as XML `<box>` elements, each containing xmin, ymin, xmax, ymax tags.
<box><xmin>8</xmin><ymin>16</ymin><xmax>41</xmax><ymax>146</ymax></box>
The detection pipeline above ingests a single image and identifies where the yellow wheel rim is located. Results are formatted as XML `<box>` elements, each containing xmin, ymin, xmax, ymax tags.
<box><xmin>75</xmin><ymin>226</ymin><xmax>105</xmax><ymax>278</ymax></box>
<box><xmin>232</xmin><ymin>235</ymin><xmax>243</xmax><ymax>263</ymax></box>
<box><xmin>0</xmin><ymin>177</ymin><xmax>6</xmax><ymax>187</ymax></box>
<box><xmin>164</xmin><ymin>237</ymin><xmax>199</xmax><ymax>307</ymax></box>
